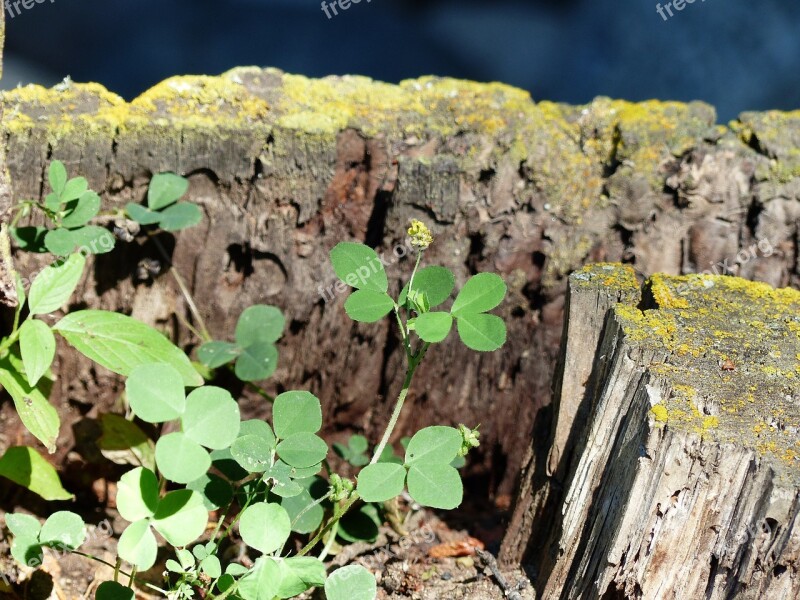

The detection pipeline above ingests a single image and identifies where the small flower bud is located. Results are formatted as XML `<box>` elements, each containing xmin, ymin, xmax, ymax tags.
<box><xmin>408</xmin><ymin>219</ymin><xmax>433</xmax><ymax>250</ymax></box>
<box><xmin>457</xmin><ymin>424</ymin><xmax>480</xmax><ymax>457</ymax></box>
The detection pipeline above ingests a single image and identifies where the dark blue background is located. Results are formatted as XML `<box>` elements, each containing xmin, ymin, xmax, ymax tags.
<box><xmin>3</xmin><ymin>0</ymin><xmax>798</xmax><ymax>121</ymax></box>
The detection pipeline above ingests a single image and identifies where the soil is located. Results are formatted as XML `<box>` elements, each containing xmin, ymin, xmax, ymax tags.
<box><xmin>0</xmin><ymin>509</ymin><xmax>533</xmax><ymax>599</ymax></box>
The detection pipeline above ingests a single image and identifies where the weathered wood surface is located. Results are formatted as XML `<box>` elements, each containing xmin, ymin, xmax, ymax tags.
<box><xmin>0</xmin><ymin>8</ymin><xmax>17</xmax><ymax>309</ymax></box>
<box><xmin>509</xmin><ymin>264</ymin><xmax>800</xmax><ymax>598</ymax></box>
<box><xmin>1</xmin><ymin>69</ymin><xmax>800</xmax><ymax>501</ymax></box>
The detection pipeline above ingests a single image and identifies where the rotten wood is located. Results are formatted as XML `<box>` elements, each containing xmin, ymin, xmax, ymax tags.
<box><xmin>0</xmin><ymin>70</ymin><xmax>799</xmax><ymax>504</ymax></box>
<box><xmin>506</xmin><ymin>264</ymin><xmax>800</xmax><ymax>598</ymax></box>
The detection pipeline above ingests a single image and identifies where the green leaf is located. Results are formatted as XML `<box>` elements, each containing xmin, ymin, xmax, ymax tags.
<box><xmin>200</xmin><ymin>554</ymin><xmax>222</xmax><ymax>579</ymax></box>
<box><xmin>117</xmin><ymin>519</ymin><xmax>158</xmax><ymax>571</ymax></box>
<box><xmin>197</xmin><ymin>341</ymin><xmax>239</xmax><ymax>368</ymax></box>
<box><xmin>43</xmin><ymin>228</ymin><xmax>74</xmax><ymax>256</ymax></box>
<box><xmin>44</xmin><ymin>192</ymin><xmax>62</xmax><ymax>213</ymax></box>
<box><xmin>5</xmin><ymin>513</ymin><xmax>42</xmax><ymax>540</ymax></box>
<box><xmin>239</xmin><ymin>419</ymin><xmax>277</xmax><ymax>446</ymax></box>
<box><xmin>234</xmin><ymin>341</ymin><xmax>278</xmax><ymax>382</ymax></box>
<box><xmin>28</xmin><ymin>253</ymin><xmax>85</xmax><ymax>315</ymax></box>
<box><xmin>19</xmin><ymin>319</ymin><xmax>55</xmax><ymax>386</ymax></box>
<box><xmin>116</xmin><ymin>467</ymin><xmax>160</xmax><ymax>522</ymax></box>
<box><xmin>61</xmin><ymin>177</ymin><xmax>88</xmax><ymax>202</ymax></box>
<box><xmin>0</xmin><ymin>446</ymin><xmax>71</xmax><ymax>500</ymax></box>
<box><xmin>98</xmin><ymin>413</ymin><xmax>156</xmax><ymax>471</ymax></box>
<box><xmin>455</xmin><ymin>313</ymin><xmax>507</xmax><ymax>352</ymax></box>
<box><xmin>230</xmin><ymin>434</ymin><xmax>273</xmax><ymax>473</ymax></box>
<box><xmin>10</xmin><ymin>226</ymin><xmax>48</xmax><ymax>252</ymax></box>
<box><xmin>344</xmin><ymin>289</ymin><xmax>394</xmax><ymax>323</ymax></box>
<box><xmin>450</xmin><ymin>272</ymin><xmax>507</xmax><ymax>316</ymax></box>
<box><xmin>404</xmin><ymin>426</ymin><xmax>462</xmax><ymax>466</ymax></box>
<box><xmin>45</xmin><ymin>226</ymin><xmax>115</xmax><ymax>256</ymax></box>
<box><xmin>414</xmin><ymin>312</ymin><xmax>453</xmax><ymax>343</ymax></box>
<box><xmin>148</xmin><ymin>173</ymin><xmax>189</xmax><ymax>211</ymax></box>
<box><xmin>10</xmin><ymin>533</ymin><xmax>43</xmax><ymax>568</ymax></box>
<box><xmin>276</xmin><ymin>433</ymin><xmax>328</xmax><ymax>469</ymax></box>
<box><xmin>182</xmin><ymin>386</ymin><xmax>240</xmax><ymax>450</ymax></box>
<box><xmin>187</xmin><ymin>473</ymin><xmax>234</xmax><ymax>511</ymax></box>
<box><xmin>276</xmin><ymin>557</ymin><xmax>326</xmax><ymax>598</ymax></box>
<box><xmin>263</xmin><ymin>460</ymin><xmax>303</xmax><ymax>498</ymax></box>
<box><xmin>39</xmin><ymin>511</ymin><xmax>86</xmax><ymax>549</ymax></box>
<box><xmin>53</xmin><ymin>310</ymin><xmax>203</xmax><ymax>386</ymax></box>
<box><xmin>356</xmin><ymin>463</ymin><xmax>406</xmax><ymax>502</ymax></box>
<box><xmin>49</xmin><ymin>161</ymin><xmax>67</xmax><ymax>196</ymax></box>
<box><xmin>338</xmin><ymin>504</ymin><xmax>381</xmax><ymax>543</ymax></box>
<box><xmin>155</xmin><ymin>432</ymin><xmax>211</xmax><ymax>484</ymax></box>
<box><xmin>235</xmin><ymin>305</ymin><xmax>285</xmax><ymax>346</ymax></box>
<box><xmin>61</xmin><ymin>191</ymin><xmax>101</xmax><ymax>228</ymax></box>
<box><xmin>333</xmin><ymin>434</ymin><xmax>370</xmax><ymax>467</ymax></box>
<box><xmin>273</xmin><ymin>391</ymin><xmax>322</xmax><ymax>438</ymax></box>
<box><xmin>237</xmin><ymin>557</ymin><xmax>282</xmax><ymax>600</ymax></box>
<box><xmin>281</xmin><ymin>479</ymin><xmax>326</xmax><ymax>534</ymax></box>
<box><xmin>151</xmin><ymin>489</ymin><xmax>208</xmax><ymax>546</ymax></box>
<box><xmin>159</xmin><ymin>202</ymin><xmax>203</xmax><ymax>231</ymax></box>
<box><xmin>238</xmin><ymin>502</ymin><xmax>291</xmax><ymax>554</ymax></box>
<box><xmin>210</xmin><ymin>448</ymin><xmax>248</xmax><ymax>481</ymax></box>
<box><xmin>125</xmin><ymin>203</ymin><xmax>162</xmax><ymax>225</ymax></box>
<box><xmin>330</xmin><ymin>242</ymin><xmax>388</xmax><ymax>292</ymax></box>
<box><xmin>406</xmin><ymin>463</ymin><xmax>463</xmax><ymax>509</ymax></box>
<box><xmin>399</xmin><ymin>266</ymin><xmax>455</xmax><ymax>308</ymax></box>
<box><xmin>70</xmin><ymin>225</ymin><xmax>117</xmax><ymax>255</ymax></box>
<box><xmin>0</xmin><ymin>352</ymin><xmax>59</xmax><ymax>453</ymax></box>
<box><xmin>126</xmin><ymin>363</ymin><xmax>187</xmax><ymax>423</ymax></box>
<box><xmin>96</xmin><ymin>581</ymin><xmax>135</xmax><ymax>600</ymax></box>
<box><xmin>325</xmin><ymin>565</ymin><xmax>377</xmax><ymax>600</ymax></box>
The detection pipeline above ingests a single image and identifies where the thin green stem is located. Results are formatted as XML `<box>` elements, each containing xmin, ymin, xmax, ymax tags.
<box><xmin>318</xmin><ymin>520</ymin><xmax>339</xmax><ymax>561</ymax></box>
<box><xmin>291</xmin><ymin>490</ymin><xmax>332</xmax><ymax>528</ymax></box>
<box><xmin>0</xmin><ymin>325</ymin><xmax>21</xmax><ymax>354</ymax></box>
<box><xmin>297</xmin><ymin>495</ymin><xmax>358</xmax><ymax>557</ymax></box>
<box><xmin>370</xmin><ymin>343</ymin><xmax>428</xmax><ymax>465</ymax></box>
<box><xmin>393</xmin><ymin>306</ymin><xmax>411</xmax><ymax>359</ymax></box>
<box><xmin>69</xmin><ymin>552</ymin><xmax>169</xmax><ymax>595</ymax></box>
<box><xmin>147</xmin><ymin>233</ymin><xmax>212</xmax><ymax>342</ymax></box>
<box><xmin>407</xmin><ymin>251</ymin><xmax>423</xmax><ymax>296</ymax></box>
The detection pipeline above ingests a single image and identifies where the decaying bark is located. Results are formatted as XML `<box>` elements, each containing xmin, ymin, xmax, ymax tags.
<box><xmin>1</xmin><ymin>69</ymin><xmax>799</xmax><ymax>503</ymax></box>
<box><xmin>0</xmin><ymin>8</ymin><xmax>17</xmax><ymax>309</ymax></box>
<box><xmin>509</xmin><ymin>264</ymin><xmax>800</xmax><ymax>599</ymax></box>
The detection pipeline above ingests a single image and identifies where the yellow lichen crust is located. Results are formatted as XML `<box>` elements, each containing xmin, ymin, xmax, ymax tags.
<box><xmin>571</xmin><ymin>263</ymin><xmax>640</xmax><ymax>294</ymax></box>
<box><xmin>616</xmin><ymin>273</ymin><xmax>800</xmax><ymax>475</ymax></box>
<box><xmin>734</xmin><ymin>110</ymin><xmax>800</xmax><ymax>183</ymax></box>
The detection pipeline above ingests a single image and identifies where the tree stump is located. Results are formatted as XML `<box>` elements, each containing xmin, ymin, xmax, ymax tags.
<box><xmin>1</xmin><ymin>69</ymin><xmax>799</xmax><ymax>498</ymax></box>
<box><xmin>0</xmin><ymin>9</ymin><xmax>18</xmax><ymax>309</ymax></box>
<box><xmin>505</xmin><ymin>263</ymin><xmax>800</xmax><ymax>599</ymax></box>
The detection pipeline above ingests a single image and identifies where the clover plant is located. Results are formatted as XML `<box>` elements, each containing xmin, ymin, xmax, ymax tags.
<box><xmin>1</xmin><ymin>163</ymin><xmax>508</xmax><ymax>600</ymax></box>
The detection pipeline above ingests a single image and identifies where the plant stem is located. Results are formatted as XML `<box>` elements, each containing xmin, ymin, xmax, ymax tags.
<box><xmin>70</xmin><ymin>552</ymin><xmax>169</xmax><ymax>595</ymax></box>
<box><xmin>370</xmin><ymin>342</ymin><xmax>429</xmax><ymax>465</ymax></box>
<box><xmin>318</xmin><ymin>520</ymin><xmax>339</xmax><ymax>561</ymax></box>
<box><xmin>407</xmin><ymin>251</ymin><xmax>423</xmax><ymax>296</ymax></box>
<box><xmin>297</xmin><ymin>495</ymin><xmax>358</xmax><ymax>557</ymax></box>
<box><xmin>148</xmin><ymin>233</ymin><xmax>212</xmax><ymax>342</ymax></box>
<box><xmin>0</xmin><ymin>325</ymin><xmax>21</xmax><ymax>354</ymax></box>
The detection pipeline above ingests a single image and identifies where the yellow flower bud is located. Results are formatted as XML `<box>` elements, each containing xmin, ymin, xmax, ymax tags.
<box><xmin>407</xmin><ymin>219</ymin><xmax>433</xmax><ymax>250</ymax></box>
